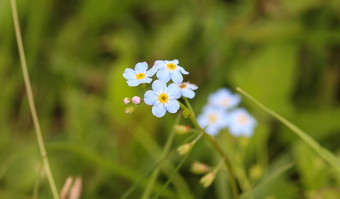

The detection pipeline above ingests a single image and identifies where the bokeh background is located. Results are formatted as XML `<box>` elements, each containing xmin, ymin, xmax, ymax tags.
<box><xmin>1</xmin><ymin>0</ymin><xmax>340</xmax><ymax>198</ymax></box>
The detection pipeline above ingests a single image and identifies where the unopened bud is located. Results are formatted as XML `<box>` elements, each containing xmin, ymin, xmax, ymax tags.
<box><xmin>250</xmin><ymin>164</ymin><xmax>263</xmax><ymax>181</ymax></box>
<box><xmin>200</xmin><ymin>172</ymin><xmax>215</xmax><ymax>187</ymax></box>
<box><xmin>125</xmin><ymin>106</ymin><xmax>135</xmax><ymax>114</ymax></box>
<box><xmin>132</xmin><ymin>96</ymin><xmax>141</xmax><ymax>105</ymax></box>
<box><xmin>191</xmin><ymin>161</ymin><xmax>210</xmax><ymax>174</ymax></box>
<box><xmin>182</xmin><ymin>109</ymin><xmax>191</xmax><ymax>118</ymax></box>
<box><xmin>177</xmin><ymin>143</ymin><xmax>192</xmax><ymax>156</ymax></box>
<box><xmin>174</xmin><ymin>125</ymin><xmax>190</xmax><ymax>134</ymax></box>
<box><xmin>123</xmin><ymin>97</ymin><xmax>130</xmax><ymax>105</ymax></box>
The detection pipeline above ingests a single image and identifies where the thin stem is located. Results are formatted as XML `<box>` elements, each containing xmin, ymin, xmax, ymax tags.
<box><xmin>10</xmin><ymin>1</ymin><xmax>59</xmax><ymax>198</ymax></box>
<box><xmin>32</xmin><ymin>162</ymin><xmax>44</xmax><ymax>199</ymax></box>
<box><xmin>182</xmin><ymin>99</ymin><xmax>240</xmax><ymax>199</ymax></box>
<box><xmin>141</xmin><ymin>113</ymin><xmax>181</xmax><ymax>199</ymax></box>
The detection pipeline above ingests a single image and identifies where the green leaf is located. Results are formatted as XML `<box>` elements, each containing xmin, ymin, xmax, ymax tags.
<box><xmin>237</xmin><ymin>87</ymin><xmax>340</xmax><ymax>175</ymax></box>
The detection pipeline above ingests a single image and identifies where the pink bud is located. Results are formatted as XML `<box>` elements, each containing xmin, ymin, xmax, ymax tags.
<box><xmin>132</xmin><ymin>96</ymin><xmax>141</xmax><ymax>105</ymax></box>
<box><xmin>123</xmin><ymin>97</ymin><xmax>130</xmax><ymax>105</ymax></box>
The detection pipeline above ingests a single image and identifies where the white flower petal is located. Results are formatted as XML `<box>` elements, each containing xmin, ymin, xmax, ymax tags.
<box><xmin>143</xmin><ymin>77</ymin><xmax>153</xmax><ymax>84</ymax></box>
<box><xmin>146</xmin><ymin>67</ymin><xmax>158</xmax><ymax>77</ymax></box>
<box><xmin>165</xmin><ymin>99</ymin><xmax>180</xmax><ymax>113</ymax></box>
<box><xmin>167</xmin><ymin>83</ymin><xmax>182</xmax><ymax>99</ymax></box>
<box><xmin>170</xmin><ymin>70</ymin><xmax>183</xmax><ymax>83</ymax></box>
<box><xmin>127</xmin><ymin>79</ymin><xmax>139</xmax><ymax>87</ymax></box>
<box><xmin>182</xmin><ymin>89</ymin><xmax>195</xmax><ymax>99</ymax></box>
<box><xmin>144</xmin><ymin>90</ymin><xmax>158</xmax><ymax>105</ymax></box>
<box><xmin>156</xmin><ymin>68</ymin><xmax>171</xmax><ymax>83</ymax></box>
<box><xmin>188</xmin><ymin>83</ymin><xmax>198</xmax><ymax>90</ymax></box>
<box><xmin>178</xmin><ymin>66</ymin><xmax>189</xmax><ymax>75</ymax></box>
<box><xmin>152</xmin><ymin>80</ymin><xmax>167</xmax><ymax>93</ymax></box>
<box><xmin>135</xmin><ymin>62</ymin><xmax>148</xmax><ymax>72</ymax></box>
<box><xmin>123</xmin><ymin>68</ymin><xmax>136</xmax><ymax>80</ymax></box>
<box><xmin>171</xmin><ymin>59</ymin><xmax>179</xmax><ymax>64</ymax></box>
<box><xmin>152</xmin><ymin>103</ymin><xmax>166</xmax><ymax>118</ymax></box>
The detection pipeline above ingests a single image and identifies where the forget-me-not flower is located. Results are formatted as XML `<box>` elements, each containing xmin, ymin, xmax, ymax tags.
<box><xmin>197</xmin><ymin>105</ymin><xmax>229</xmax><ymax>136</ymax></box>
<box><xmin>153</xmin><ymin>59</ymin><xmax>189</xmax><ymax>83</ymax></box>
<box><xmin>144</xmin><ymin>80</ymin><xmax>181</xmax><ymax>117</ymax></box>
<box><xmin>208</xmin><ymin>89</ymin><xmax>241</xmax><ymax>109</ymax></box>
<box><xmin>228</xmin><ymin>108</ymin><xmax>256</xmax><ymax>137</ymax></box>
<box><xmin>123</xmin><ymin>62</ymin><xmax>157</xmax><ymax>86</ymax></box>
<box><xmin>177</xmin><ymin>82</ymin><xmax>198</xmax><ymax>99</ymax></box>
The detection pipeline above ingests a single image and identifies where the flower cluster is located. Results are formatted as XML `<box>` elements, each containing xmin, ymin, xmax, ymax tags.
<box><xmin>123</xmin><ymin>59</ymin><xmax>198</xmax><ymax>118</ymax></box>
<box><xmin>197</xmin><ymin>89</ymin><xmax>257</xmax><ymax>137</ymax></box>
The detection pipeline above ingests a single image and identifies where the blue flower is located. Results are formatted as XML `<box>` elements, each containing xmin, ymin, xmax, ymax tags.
<box><xmin>144</xmin><ymin>80</ymin><xmax>181</xmax><ymax>118</ymax></box>
<box><xmin>153</xmin><ymin>59</ymin><xmax>189</xmax><ymax>83</ymax></box>
<box><xmin>197</xmin><ymin>105</ymin><xmax>229</xmax><ymax>136</ymax></box>
<box><xmin>208</xmin><ymin>89</ymin><xmax>241</xmax><ymax>109</ymax></box>
<box><xmin>123</xmin><ymin>62</ymin><xmax>157</xmax><ymax>87</ymax></box>
<box><xmin>177</xmin><ymin>82</ymin><xmax>198</xmax><ymax>99</ymax></box>
<box><xmin>228</xmin><ymin>108</ymin><xmax>256</xmax><ymax>137</ymax></box>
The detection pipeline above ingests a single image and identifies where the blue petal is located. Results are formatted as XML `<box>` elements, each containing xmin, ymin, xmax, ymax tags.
<box><xmin>127</xmin><ymin>79</ymin><xmax>139</xmax><ymax>87</ymax></box>
<box><xmin>156</xmin><ymin>68</ymin><xmax>171</xmax><ymax>83</ymax></box>
<box><xmin>152</xmin><ymin>80</ymin><xmax>167</xmax><ymax>93</ymax></box>
<box><xmin>178</xmin><ymin>66</ymin><xmax>189</xmax><ymax>75</ymax></box>
<box><xmin>171</xmin><ymin>59</ymin><xmax>179</xmax><ymax>64</ymax></box>
<box><xmin>167</xmin><ymin>83</ymin><xmax>181</xmax><ymax>99</ymax></box>
<box><xmin>146</xmin><ymin>67</ymin><xmax>158</xmax><ymax>77</ymax></box>
<box><xmin>165</xmin><ymin>99</ymin><xmax>180</xmax><ymax>113</ymax></box>
<box><xmin>170</xmin><ymin>70</ymin><xmax>183</xmax><ymax>83</ymax></box>
<box><xmin>142</xmin><ymin>77</ymin><xmax>152</xmax><ymax>84</ymax></box>
<box><xmin>152</xmin><ymin>103</ymin><xmax>166</xmax><ymax>118</ymax></box>
<box><xmin>144</xmin><ymin>90</ymin><xmax>158</xmax><ymax>105</ymax></box>
<box><xmin>188</xmin><ymin>83</ymin><xmax>198</xmax><ymax>90</ymax></box>
<box><xmin>135</xmin><ymin>62</ymin><xmax>148</xmax><ymax>72</ymax></box>
<box><xmin>123</xmin><ymin>68</ymin><xmax>136</xmax><ymax>80</ymax></box>
<box><xmin>182</xmin><ymin>88</ymin><xmax>195</xmax><ymax>99</ymax></box>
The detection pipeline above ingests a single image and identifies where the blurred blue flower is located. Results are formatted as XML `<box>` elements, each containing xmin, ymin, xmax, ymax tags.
<box><xmin>177</xmin><ymin>82</ymin><xmax>198</xmax><ymax>99</ymax></box>
<box><xmin>123</xmin><ymin>62</ymin><xmax>157</xmax><ymax>86</ymax></box>
<box><xmin>153</xmin><ymin>59</ymin><xmax>189</xmax><ymax>83</ymax></box>
<box><xmin>228</xmin><ymin>108</ymin><xmax>256</xmax><ymax>137</ymax></box>
<box><xmin>208</xmin><ymin>89</ymin><xmax>241</xmax><ymax>109</ymax></box>
<box><xmin>197</xmin><ymin>105</ymin><xmax>229</xmax><ymax>136</ymax></box>
<box><xmin>144</xmin><ymin>80</ymin><xmax>181</xmax><ymax>117</ymax></box>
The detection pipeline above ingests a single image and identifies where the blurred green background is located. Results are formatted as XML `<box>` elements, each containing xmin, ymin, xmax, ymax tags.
<box><xmin>1</xmin><ymin>0</ymin><xmax>340</xmax><ymax>198</ymax></box>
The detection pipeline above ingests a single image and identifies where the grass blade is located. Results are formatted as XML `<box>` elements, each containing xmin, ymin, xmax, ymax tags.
<box><xmin>237</xmin><ymin>87</ymin><xmax>340</xmax><ymax>175</ymax></box>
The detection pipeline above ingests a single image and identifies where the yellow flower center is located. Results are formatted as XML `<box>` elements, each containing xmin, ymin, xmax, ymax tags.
<box><xmin>208</xmin><ymin>113</ymin><xmax>218</xmax><ymax>124</ymax></box>
<box><xmin>220</xmin><ymin>98</ymin><xmax>229</xmax><ymax>107</ymax></box>
<box><xmin>166</xmin><ymin>63</ymin><xmax>177</xmax><ymax>70</ymax></box>
<box><xmin>136</xmin><ymin>72</ymin><xmax>145</xmax><ymax>80</ymax></box>
<box><xmin>238</xmin><ymin>115</ymin><xmax>248</xmax><ymax>125</ymax></box>
<box><xmin>179</xmin><ymin>83</ymin><xmax>187</xmax><ymax>89</ymax></box>
<box><xmin>158</xmin><ymin>93</ymin><xmax>169</xmax><ymax>103</ymax></box>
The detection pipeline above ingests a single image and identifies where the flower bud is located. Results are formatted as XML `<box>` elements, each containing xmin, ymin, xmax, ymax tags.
<box><xmin>174</xmin><ymin>125</ymin><xmax>190</xmax><ymax>134</ymax></box>
<box><xmin>250</xmin><ymin>164</ymin><xmax>263</xmax><ymax>181</ymax></box>
<box><xmin>182</xmin><ymin>109</ymin><xmax>191</xmax><ymax>118</ymax></box>
<box><xmin>177</xmin><ymin>143</ymin><xmax>192</xmax><ymax>156</ymax></box>
<box><xmin>132</xmin><ymin>96</ymin><xmax>141</xmax><ymax>105</ymax></box>
<box><xmin>191</xmin><ymin>161</ymin><xmax>210</xmax><ymax>174</ymax></box>
<box><xmin>125</xmin><ymin>106</ymin><xmax>135</xmax><ymax>114</ymax></box>
<box><xmin>200</xmin><ymin>172</ymin><xmax>215</xmax><ymax>187</ymax></box>
<box><xmin>123</xmin><ymin>97</ymin><xmax>130</xmax><ymax>105</ymax></box>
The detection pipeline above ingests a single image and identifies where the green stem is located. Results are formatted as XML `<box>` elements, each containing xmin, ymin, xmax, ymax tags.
<box><xmin>141</xmin><ymin>113</ymin><xmax>181</xmax><ymax>199</ymax></box>
<box><xmin>181</xmin><ymin>99</ymin><xmax>240</xmax><ymax>199</ymax></box>
<box><xmin>10</xmin><ymin>1</ymin><xmax>59</xmax><ymax>198</ymax></box>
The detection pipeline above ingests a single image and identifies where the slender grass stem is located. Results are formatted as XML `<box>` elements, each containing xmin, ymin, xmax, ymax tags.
<box><xmin>236</xmin><ymin>87</ymin><xmax>340</xmax><ymax>174</ymax></box>
<box><xmin>10</xmin><ymin>1</ymin><xmax>59</xmax><ymax>198</ymax></box>
<box><xmin>141</xmin><ymin>113</ymin><xmax>181</xmax><ymax>199</ymax></box>
<box><xmin>180</xmin><ymin>99</ymin><xmax>240</xmax><ymax>199</ymax></box>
